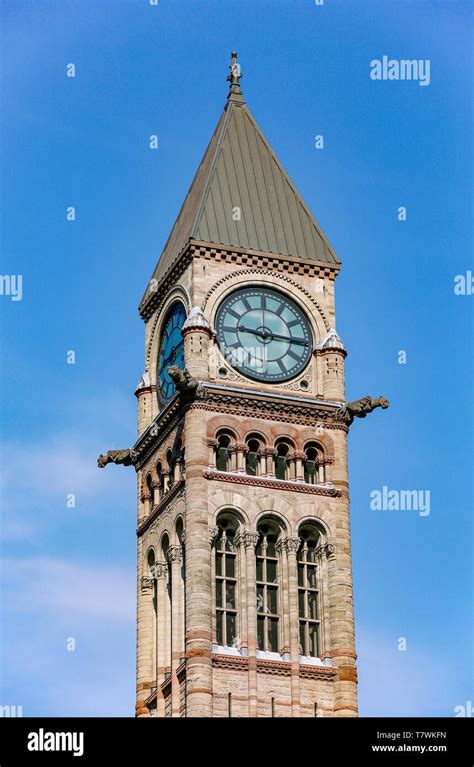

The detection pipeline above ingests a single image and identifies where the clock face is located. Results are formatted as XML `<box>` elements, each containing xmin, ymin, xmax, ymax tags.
<box><xmin>157</xmin><ymin>303</ymin><xmax>186</xmax><ymax>401</ymax></box>
<box><xmin>216</xmin><ymin>287</ymin><xmax>312</xmax><ymax>382</ymax></box>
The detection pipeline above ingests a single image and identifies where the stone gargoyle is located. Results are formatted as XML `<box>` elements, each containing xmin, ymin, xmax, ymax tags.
<box><xmin>335</xmin><ymin>395</ymin><xmax>389</xmax><ymax>426</ymax></box>
<box><xmin>167</xmin><ymin>365</ymin><xmax>199</xmax><ymax>392</ymax></box>
<box><xmin>97</xmin><ymin>448</ymin><xmax>137</xmax><ymax>469</ymax></box>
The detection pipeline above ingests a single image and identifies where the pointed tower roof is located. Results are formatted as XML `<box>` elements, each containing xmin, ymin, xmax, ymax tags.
<box><xmin>140</xmin><ymin>53</ymin><xmax>339</xmax><ymax>313</ymax></box>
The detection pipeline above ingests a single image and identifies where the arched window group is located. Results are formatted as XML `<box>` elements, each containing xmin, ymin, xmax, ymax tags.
<box><xmin>210</xmin><ymin>432</ymin><xmax>330</xmax><ymax>485</ymax></box>
<box><xmin>213</xmin><ymin>513</ymin><xmax>326</xmax><ymax>661</ymax></box>
<box><xmin>143</xmin><ymin>439</ymin><xmax>185</xmax><ymax>515</ymax></box>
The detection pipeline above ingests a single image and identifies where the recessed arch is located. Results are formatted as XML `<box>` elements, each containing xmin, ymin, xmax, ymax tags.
<box><xmin>146</xmin><ymin>287</ymin><xmax>191</xmax><ymax>374</ymax></box>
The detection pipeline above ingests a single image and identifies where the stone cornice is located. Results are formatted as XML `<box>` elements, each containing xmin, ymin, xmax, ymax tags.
<box><xmin>191</xmin><ymin>386</ymin><xmax>349</xmax><ymax>431</ymax></box>
<box><xmin>203</xmin><ymin>469</ymin><xmax>341</xmax><ymax>497</ymax></box>
<box><xmin>192</xmin><ymin>241</ymin><xmax>340</xmax><ymax>281</ymax></box>
<box><xmin>133</xmin><ymin>385</ymin><xmax>347</xmax><ymax>472</ymax></box>
<box><xmin>211</xmin><ymin>654</ymin><xmax>337</xmax><ymax>680</ymax></box>
<box><xmin>134</xmin><ymin>395</ymin><xmax>182</xmax><ymax>468</ymax></box>
<box><xmin>139</xmin><ymin>244</ymin><xmax>194</xmax><ymax>321</ymax></box>
<box><xmin>139</xmin><ymin>240</ymin><xmax>340</xmax><ymax>322</ymax></box>
<box><xmin>137</xmin><ymin>481</ymin><xmax>185</xmax><ymax>536</ymax></box>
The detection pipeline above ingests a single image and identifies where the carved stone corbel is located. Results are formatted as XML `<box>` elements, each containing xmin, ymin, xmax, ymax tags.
<box><xmin>141</xmin><ymin>576</ymin><xmax>154</xmax><ymax>592</ymax></box>
<box><xmin>167</xmin><ymin>545</ymin><xmax>183</xmax><ymax>564</ymax></box>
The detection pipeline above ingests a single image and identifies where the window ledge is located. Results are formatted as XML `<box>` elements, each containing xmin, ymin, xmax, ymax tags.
<box><xmin>212</xmin><ymin>643</ymin><xmax>244</xmax><ymax>657</ymax></box>
<box><xmin>203</xmin><ymin>470</ymin><xmax>341</xmax><ymax>497</ymax></box>
<box><xmin>256</xmin><ymin>649</ymin><xmax>286</xmax><ymax>662</ymax></box>
<box><xmin>299</xmin><ymin>655</ymin><xmax>332</xmax><ymax>667</ymax></box>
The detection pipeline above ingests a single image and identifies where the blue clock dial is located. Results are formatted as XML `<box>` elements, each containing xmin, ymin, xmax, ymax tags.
<box><xmin>216</xmin><ymin>287</ymin><xmax>312</xmax><ymax>383</ymax></box>
<box><xmin>157</xmin><ymin>303</ymin><xmax>186</xmax><ymax>400</ymax></box>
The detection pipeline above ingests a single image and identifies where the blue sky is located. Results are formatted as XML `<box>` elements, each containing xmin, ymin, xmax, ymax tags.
<box><xmin>1</xmin><ymin>0</ymin><xmax>472</xmax><ymax>717</ymax></box>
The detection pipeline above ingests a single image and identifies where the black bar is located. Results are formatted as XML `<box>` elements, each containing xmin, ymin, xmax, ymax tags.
<box><xmin>0</xmin><ymin>717</ymin><xmax>472</xmax><ymax>763</ymax></box>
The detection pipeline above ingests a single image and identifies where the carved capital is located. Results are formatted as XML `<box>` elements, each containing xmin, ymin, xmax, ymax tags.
<box><xmin>209</xmin><ymin>526</ymin><xmax>220</xmax><ymax>546</ymax></box>
<box><xmin>207</xmin><ymin>438</ymin><xmax>219</xmax><ymax>448</ymax></box>
<box><xmin>150</xmin><ymin>561</ymin><xmax>167</xmax><ymax>579</ymax></box>
<box><xmin>234</xmin><ymin>442</ymin><xmax>249</xmax><ymax>455</ymax></box>
<box><xmin>242</xmin><ymin>531</ymin><xmax>259</xmax><ymax>550</ymax></box>
<box><xmin>167</xmin><ymin>545</ymin><xmax>183</xmax><ymax>564</ymax></box>
<box><xmin>282</xmin><ymin>536</ymin><xmax>301</xmax><ymax>556</ymax></box>
<box><xmin>141</xmin><ymin>576</ymin><xmax>154</xmax><ymax>592</ymax></box>
<box><xmin>293</xmin><ymin>451</ymin><xmax>306</xmax><ymax>461</ymax></box>
<box><xmin>263</xmin><ymin>447</ymin><xmax>277</xmax><ymax>457</ymax></box>
<box><xmin>315</xmin><ymin>542</ymin><xmax>336</xmax><ymax>560</ymax></box>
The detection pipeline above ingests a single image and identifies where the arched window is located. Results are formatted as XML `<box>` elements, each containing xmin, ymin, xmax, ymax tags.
<box><xmin>215</xmin><ymin>515</ymin><xmax>238</xmax><ymax>647</ymax></box>
<box><xmin>147</xmin><ymin>547</ymin><xmax>155</xmax><ymax>572</ymax></box>
<box><xmin>275</xmin><ymin>442</ymin><xmax>290</xmax><ymax>480</ymax></box>
<box><xmin>216</xmin><ymin>432</ymin><xmax>232</xmax><ymax>472</ymax></box>
<box><xmin>256</xmin><ymin>520</ymin><xmax>280</xmax><ymax>652</ymax></box>
<box><xmin>146</xmin><ymin>473</ymin><xmax>153</xmax><ymax>512</ymax></box>
<box><xmin>245</xmin><ymin>436</ymin><xmax>261</xmax><ymax>476</ymax></box>
<box><xmin>297</xmin><ymin>525</ymin><xmax>321</xmax><ymax>657</ymax></box>
<box><xmin>304</xmin><ymin>443</ymin><xmax>325</xmax><ymax>484</ymax></box>
<box><xmin>167</xmin><ymin>449</ymin><xmax>174</xmax><ymax>489</ymax></box>
<box><xmin>156</xmin><ymin>461</ymin><xmax>164</xmax><ymax>503</ymax></box>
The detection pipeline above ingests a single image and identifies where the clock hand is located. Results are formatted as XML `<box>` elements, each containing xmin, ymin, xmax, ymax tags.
<box><xmin>237</xmin><ymin>325</ymin><xmax>308</xmax><ymax>347</ymax></box>
<box><xmin>159</xmin><ymin>340</ymin><xmax>184</xmax><ymax>372</ymax></box>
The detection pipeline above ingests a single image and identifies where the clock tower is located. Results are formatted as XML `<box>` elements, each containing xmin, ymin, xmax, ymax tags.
<box><xmin>99</xmin><ymin>53</ymin><xmax>388</xmax><ymax>718</ymax></box>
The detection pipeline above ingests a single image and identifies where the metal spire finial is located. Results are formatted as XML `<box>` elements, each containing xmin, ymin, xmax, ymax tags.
<box><xmin>227</xmin><ymin>50</ymin><xmax>243</xmax><ymax>95</ymax></box>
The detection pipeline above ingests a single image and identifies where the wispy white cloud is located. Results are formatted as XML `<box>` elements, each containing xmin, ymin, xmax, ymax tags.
<box><xmin>2</xmin><ymin>556</ymin><xmax>135</xmax><ymax>623</ymax></box>
<box><xmin>1</xmin><ymin>556</ymin><xmax>135</xmax><ymax>716</ymax></box>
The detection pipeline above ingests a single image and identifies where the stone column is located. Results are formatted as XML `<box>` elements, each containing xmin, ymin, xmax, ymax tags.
<box><xmin>284</xmin><ymin>537</ymin><xmax>302</xmax><ymax>717</ymax></box>
<box><xmin>168</xmin><ymin>544</ymin><xmax>183</xmax><ymax>717</ymax></box>
<box><xmin>209</xmin><ymin>527</ymin><xmax>219</xmax><ymax>643</ymax></box>
<box><xmin>136</xmin><ymin>556</ymin><xmax>154</xmax><ymax>717</ymax></box>
<box><xmin>207</xmin><ymin>439</ymin><xmax>218</xmax><ymax>468</ymax></box>
<box><xmin>182</xmin><ymin>307</ymin><xmax>213</xmax><ymax>380</ymax></box>
<box><xmin>327</xmin><ymin>429</ymin><xmax>358</xmax><ymax>717</ymax></box>
<box><xmin>265</xmin><ymin>447</ymin><xmax>277</xmax><ymax>477</ymax></box>
<box><xmin>184</xmin><ymin>408</ymin><xmax>213</xmax><ymax>717</ymax></box>
<box><xmin>234</xmin><ymin>531</ymin><xmax>248</xmax><ymax>655</ymax></box>
<box><xmin>276</xmin><ymin>539</ymin><xmax>290</xmax><ymax>659</ymax></box>
<box><xmin>294</xmin><ymin>451</ymin><xmax>305</xmax><ymax>483</ymax></box>
<box><xmin>235</xmin><ymin>442</ymin><xmax>248</xmax><ymax>474</ymax></box>
<box><xmin>257</xmin><ymin>448</ymin><xmax>266</xmax><ymax>477</ymax></box>
<box><xmin>315</xmin><ymin>545</ymin><xmax>332</xmax><ymax>663</ymax></box>
<box><xmin>317</xmin><ymin>461</ymin><xmax>326</xmax><ymax>483</ymax></box>
<box><xmin>153</xmin><ymin>562</ymin><xmax>167</xmax><ymax>717</ymax></box>
<box><xmin>286</xmin><ymin>452</ymin><xmax>296</xmax><ymax>481</ymax></box>
<box><xmin>174</xmin><ymin>458</ymin><xmax>182</xmax><ymax>484</ymax></box>
<box><xmin>244</xmin><ymin>531</ymin><xmax>259</xmax><ymax>716</ymax></box>
<box><xmin>142</xmin><ymin>492</ymin><xmax>151</xmax><ymax>518</ymax></box>
<box><xmin>228</xmin><ymin>446</ymin><xmax>238</xmax><ymax>473</ymax></box>
<box><xmin>151</xmin><ymin>480</ymin><xmax>160</xmax><ymax>507</ymax></box>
